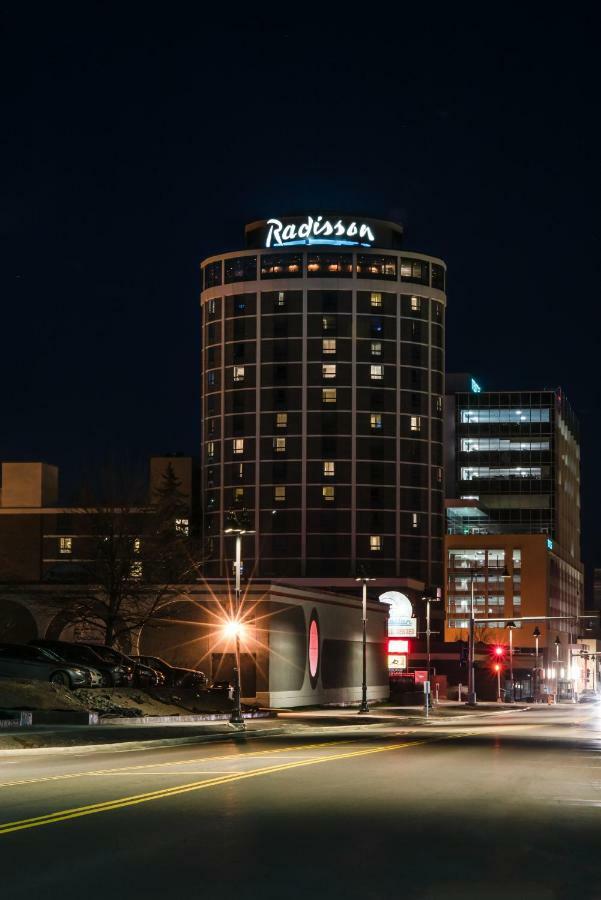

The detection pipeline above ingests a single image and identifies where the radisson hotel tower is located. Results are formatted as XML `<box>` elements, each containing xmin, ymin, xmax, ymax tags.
<box><xmin>200</xmin><ymin>214</ymin><xmax>447</xmax><ymax>588</ymax></box>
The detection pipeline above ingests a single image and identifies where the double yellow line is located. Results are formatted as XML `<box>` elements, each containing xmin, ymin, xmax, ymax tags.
<box><xmin>0</xmin><ymin>738</ymin><xmax>427</xmax><ymax>836</ymax></box>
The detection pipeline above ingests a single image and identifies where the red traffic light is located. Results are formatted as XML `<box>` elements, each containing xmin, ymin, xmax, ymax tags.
<box><xmin>494</xmin><ymin>645</ymin><xmax>504</xmax><ymax>657</ymax></box>
<box><xmin>494</xmin><ymin>663</ymin><xmax>501</xmax><ymax>673</ymax></box>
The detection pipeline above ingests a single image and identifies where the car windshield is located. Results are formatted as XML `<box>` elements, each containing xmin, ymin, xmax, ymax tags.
<box><xmin>56</xmin><ymin>645</ymin><xmax>100</xmax><ymax>664</ymax></box>
<box><xmin>87</xmin><ymin>646</ymin><xmax>123</xmax><ymax>664</ymax></box>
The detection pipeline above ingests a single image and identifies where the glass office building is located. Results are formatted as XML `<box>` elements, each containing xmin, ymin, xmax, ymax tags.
<box><xmin>200</xmin><ymin>215</ymin><xmax>447</xmax><ymax>583</ymax></box>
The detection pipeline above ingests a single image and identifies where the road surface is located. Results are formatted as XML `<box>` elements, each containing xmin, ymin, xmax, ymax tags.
<box><xmin>0</xmin><ymin>705</ymin><xmax>599</xmax><ymax>899</ymax></box>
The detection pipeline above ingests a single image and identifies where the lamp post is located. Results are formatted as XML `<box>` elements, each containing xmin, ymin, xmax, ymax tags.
<box><xmin>533</xmin><ymin>626</ymin><xmax>541</xmax><ymax>702</ymax></box>
<box><xmin>467</xmin><ymin>565</ymin><xmax>477</xmax><ymax>705</ymax></box>
<box><xmin>505</xmin><ymin>621</ymin><xmax>516</xmax><ymax>701</ymax></box>
<box><xmin>424</xmin><ymin>586</ymin><xmax>442</xmax><ymax>703</ymax></box>
<box><xmin>554</xmin><ymin>635</ymin><xmax>561</xmax><ymax>702</ymax></box>
<box><xmin>355</xmin><ymin>574</ymin><xmax>375</xmax><ymax>714</ymax></box>
<box><xmin>494</xmin><ymin>663</ymin><xmax>502</xmax><ymax>701</ymax></box>
<box><xmin>224</xmin><ymin>513</ymin><xmax>255</xmax><ymax>728</ymax></box>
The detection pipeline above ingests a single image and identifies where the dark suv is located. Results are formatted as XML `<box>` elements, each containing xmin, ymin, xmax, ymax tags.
<box><xmin>131</xmin><ymin>655</ymin><xmax>207</xmax><ymax>689</ymax></box>
<box><xmin>30</xmin><ymin>640</ymin><xmax>132</xmax><ymax>687</ymax></box>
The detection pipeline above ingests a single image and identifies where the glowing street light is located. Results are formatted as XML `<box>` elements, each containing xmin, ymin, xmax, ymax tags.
<box><xmin>505</xmin><ymin>621</ymin><xmax>517</xmax><ymax>702</ymax></box>
<box><xmin>224</xmin><ymin>510</ymin><xmax>255</xmax><ymax>728</ymax></box>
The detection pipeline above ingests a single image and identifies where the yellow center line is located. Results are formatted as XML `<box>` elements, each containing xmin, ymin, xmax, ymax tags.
<box><xmin>0</xmin><ymin>740</ymin><xmax>352</xmax><ymax>790</ymax></box>
<box><xmin>0</xmin><ymin>738</ymin><xmax>434</xmax><ymax>835</ymax></box>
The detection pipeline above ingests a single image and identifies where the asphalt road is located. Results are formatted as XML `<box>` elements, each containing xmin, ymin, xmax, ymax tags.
<box><xmin>0</xmin><ymin>705</ymin><xmax>600</xmax><ymax>900</ymax></box>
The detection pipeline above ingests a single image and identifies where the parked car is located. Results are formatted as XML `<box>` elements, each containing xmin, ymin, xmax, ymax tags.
<box><xmin>0</xmin><ymin>643</ymin><xmax>92</xmax><ymax>689</ymax></box>
<box><xmin>30</xmin><ymin>640</ymin><xmax>131</xmax><ymax>687</ymax></box>
<box><xmin>77</xmin><ymin>644</ymin><xmax>164</xmax><ymax>688</ymax></box>
<box><xmin>578</xmin><ymin>690</ymin><xmax>600</xmax><ymax>704</ymax></box>
<box><xmin>130</xmin><ymin>655</ymin><xmax>208</xmax><ymax>689</ymax></box>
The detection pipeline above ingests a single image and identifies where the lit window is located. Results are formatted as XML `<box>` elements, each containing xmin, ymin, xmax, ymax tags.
<box><xmin>322</xmin><ymin>339</ymin><xmax>337</xmax><ymax>355</ymax></box>
<box><xmin>323</xmin><ymin>460</ymin><xmax>335</xmax><ymax>476</ymax></box>
<box><xmin>371</xmin><ymin>342</ymin><xmax>382</xmax><ymax>357</ymax></box>
<box><xmin>370</xmin><ymin>364</ymin><xmax>383</xmax><ymax>381</ymax></box>
<box><xmin>436</xmin><ymin>396</ymin><xmax>443</xmax><ymax>413</ymax></box>
<box><xmin>411</xmin><ymin>296</ymin><xmax>421</xmax><ymax>312</ymax></box>
<box><xmin>436</xmin><ymin>467</ymin><xmax>443</xmax><ymax>483</ymax></box>
<box><xmin>322</xmin><ymin>388</ymin><xmax>337</xmax><ymax>403</ymax></box>
<box><xmin>175</xmin><ymin>518</ymin><xmax>189</xmax><ymax>535</ymax></box>
<box><xmin>237</xmin><ymin>463</ymin><xmax>244</xmax><ymax>479</ymax></box>
<box><xmin>208</xmin><ymin>371</ymin><xmax>216</xmax><ymax>386</ymax></box>
<box><xmin>130</xmin><ymin>561</ymin><xmax>143</xmax><ymax>579</ymax></box>
<box><xmin>322</xmin><ymin>486</ymin><xmax>335</xmax><ymax>502</ymax></box>
<box><xmin>133</xmin><ymin>538</ymin><xmax>141</xmax><ymax>552</ymax></box>
<box><xmin>277</xmin><ymin>292</ymin><xmax>285</xmax><ymax>307</ymax></box>
<box><xmin>233</xmin><ymin>366</ymin><xmax>245</xmax><ymax>382</ymax></box>
<box><xmin>59</xmin><ymin>537</ymin><xmax>72</xmax><ymax>555</ymax></box>
<box><xmin>322</xmin><ymin>316</ymin><xmax>336</xmax><ymax>332</ymax></box>
<box><xmin>322</xmin><ymin>364</ymin><xmax>337</xmax><ymax>379</ymax></box>
<box><xmin>233</xmin><ymin>439</ymin><xmax>244</xmax><ymax>454</ymax></box>
<box><xmin>273</xmin><ymin>437</ymin><xmax>286</xmax><ymax>452</ymax></box>
<box><xmin>370</xmin><ymin>413</ymin><xmax>382</xmax><ymax>430</ymax></box>
<box><xmin>208</xmin><ymin>299</ymin><xmax>216</xmax><ymax>315</ymax></box>
<box><xmin>274</xmin><ymin>485</ymin><xmax>286</xmax><ymax>502</ymax></box>
<box><xmin>370</xmin><ymin>292</ymin><xmax>382</xmax><ymax>308</ymax></box>
<box><xmin>233</xmin><ymin>488</ymin><xmax>244</xmax><ymax>503</ymax></box>
<box><xmin>370</xmin><ymin>535</ymin><xmax>382</xmax><ymax>551</ymax></box>
<box><xmin>412</xmin><ymin>513</ymin><xmax>418</xmax><ymax>529</ymax></box>
<box><xmin>276</xmin><ymin>413</ymin><xmax>288</xmax><ymax>428</ymax></box>
<box><xmin>410</xmin><ymin>416</ymin><xmax>421</xmax><ymax>432</ymax></box>
<box><xmin>207</xmin><ymin>441</ymin><xmax>215</xmax><ymax>458</ymax></box>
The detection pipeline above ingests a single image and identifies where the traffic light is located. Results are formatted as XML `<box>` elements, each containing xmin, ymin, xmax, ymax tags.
<box><xmin>492</xmin><ymin>645</ymin><xmax>505</xmax><ymax>659</ymax></box>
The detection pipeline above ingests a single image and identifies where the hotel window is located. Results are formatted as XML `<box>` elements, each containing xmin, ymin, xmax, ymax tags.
<box><xmin>207</xmin><ymin>371</ymin><xmax>216</xmax><ymax>387</ymax></box>
<box><xmin>371</xmin><ymin>341</ymin><xmax>382</xmax><ymax>357</ymax></box>
<box><xmin>322</xmin><ymin>364</ymin><xmax>337</xmax><ymax>379</ymax></box>
<box><xmin>322</xmin><ymin>486</ymin><xmax>335</xmax><ymax>502</ymax></box>
<box><xmin>322</xmin><ymin>388</ymin><xmax>337</xmax><ymax>403</ymax></box>
<box><xmin>322</xmin><ymin>338</ymin><xmax>337</xmax><ymax>355</ymax></box>
<box><xmin>370</xmin><ymin>292</ymin><xmax>383</xmax><ymax>308</ymax></box>
<box><xmin>276</xmin><ymin>412</ymin><xmax>288</xmax><ymax>428</ymax></box>
<box><xmin>436</xmin><ymin>466</ymin><xmax>443</xmax><ymax>483</ymax></box>
<box><xmin>175</xmin><ymin>518</ymin><xmax>189</xmax><ymax>535</ymax></box>
<box><xmin>237</xmin><ymin>463</ymin><xmax>244</xmax><ymax>479</ymax></box>
<box><xmin>307</xmin><ymin>253</ymin><xmax>353</xmax><ymax>277</ymax></box>
<box><xmin>233</xmin><ymin>439</ymin><xmax>244</xmax><ymax>455</ymax></box>
<box><xmin>370</xmin><ymin>364</ymin><xmax>383</xmax><ymax>381</ymax></box>
<box><xmin>410</xmin><ymin>416</ymin><xmax>421</xmax><ymax>432</ymax></box>
<box><xmin>323</xmin><ymin>460</ymin><xmax>335</xmax><ymax>476</ymax></box>
<box><xmin>431</xmin><ymin>263</ymin><xmax>445</xmax><ymax>291</ymax></box>
<box><xmin>277</xmin><ymin>291</ymin><xmax>285</xmax><ymax>306</ymax></box>
<box><xmin>133</xmin><ymin>538</ymin><xmax>141</xmax><ymax>552</ymax></box>
<box><xmin>130</xmin><ymin>561</ymin><xmax>143</xmax><ymax>579</ymax></box>
<box><xmin>370</xmin><ymin>535</ymin><xmax>382</xmax><ymax>551</ymax></box>
<box><xmin>207</xmin><ymin>441</ymin><xmax>215</xmax><ymax>459</ymax></box>
<box><xmin>370</xmin><ymin>413</ymin><xmax>382</xmax><ymax>430</ymax></box>
<box><xmin>412</xmin><ymin>513</ymin><xmax>419</xmax><ymax>529</ymax></box>
<box><xmin>233</xmin><ymin>488</ymin><xmax>244</xmax><ymax>504</ymax></box>
<box><xmin>260</xmin><ymin>254</ymin><xmax>303</xmax><ymax>279</ymax></box>
<box><xmin>400</xmin><ymin>258</ymin><xmax>429</xmax><ymax>285</ymax></box>
<box><xmin>410</xmin><ymin>296</ymin><xmax>421</xmax><ymax>312</ymax></box>
<box><xmin>59</xmin><ymin>537</ymin><xmax>72</xmax><ymax>555</ymax></box>
<box><xmin>436</xmin><ymin>396</ymin><xmax>442</xmax><ymax>413</ymax></box>
<box><xmin>357</xmin><ymin>255</ymin><xmax>397</xmax><ymax>280</ymax></box>
<box><xmin>273</xmin><ymin>437</ymin><xmax>286</xmax><ymax>452</ymax></box>
<box><xmin>233</xmin><ymin>366</ymin><xmax>245</xmax><ymax>382</ymax></box>
<box><xmin>274</xmin><ymin>485</ymin><xmax>286</xmax><ymax>502</ymax></box>
<box><xmin>208</xmin><ymin>299</ymin><xmax>217</xmax><ymax>316</ymax></box>
<box><xmin>322</xmin><ymin>315</ymin><xmax>336</xmax><ymax>332</ymax></box>
<box><xmin>204</xmin><ymin>261</ymin><xmax>222</xmax><ymax>288</ymax></box>
<box><xmin>224</xmin><ymin>256</ymin><xmax>257</xmax><ymax>284</ymax></box>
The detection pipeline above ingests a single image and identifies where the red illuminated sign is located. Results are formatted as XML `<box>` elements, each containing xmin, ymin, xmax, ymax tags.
<box><xmin>414</xmin><ymin>670</ymin><xmax>428</xmax><ymax>684</ymax></box>
<box><xmin>309</xmin><ymin>619</ymin><xmax>319</xmax><ymax>678</ymax></box>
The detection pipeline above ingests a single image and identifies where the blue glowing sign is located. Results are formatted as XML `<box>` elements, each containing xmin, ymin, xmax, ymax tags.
<box><xmin>547</xmin><ymin>538</ymin><xmax>553</xmax><ymax>550</ymax></box>
<box><xmin>471</xmin><ymin>378</ymin><xmax>482</xmax><ymax>393</ymax></box>
<box><xmin>265</xmin><ymin>216</ymin><xmax>375</xmax><ymax>249</ymax></box>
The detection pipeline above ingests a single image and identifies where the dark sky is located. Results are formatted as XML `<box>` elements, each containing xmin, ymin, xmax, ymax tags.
<box><xmin>2</xmin><ymin>8</ymin><xmax>600</xmax><ymax>584</ymax></box>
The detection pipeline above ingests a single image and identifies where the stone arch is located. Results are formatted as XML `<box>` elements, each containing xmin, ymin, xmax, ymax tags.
<box><xmin>0</xmin><ymin>598</ymin><xmax>38</xmax><ymax>643</ymax></box>
<box><xmin>44</xmin><ymin>607</ymin><xmax>132</xmax><ymax>653</ymax></box>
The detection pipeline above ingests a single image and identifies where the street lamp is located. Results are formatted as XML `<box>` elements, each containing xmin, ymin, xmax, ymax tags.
<box><xmin>533</xmin><ymin>627</ymin><xmax>541</xmax><ymax>702</ymax></box>
<box><xmin>494</xmin><ymin>662</ymin><xmax>502</xmax><ymax>701</ymax></box>
<box><xmin>355</xmin><ymin>573</ymin><xmax>375</xmax><ymax>714</ymax></box>
<box><xmin>505</xmin><ymin>621</ymin><xmax>517</xmax><ymax>701</ymax></box>
<box><xmin>423</xmin><ymin>586</ymin><xmax>442</xmax><ymax>698</ymax></box>
<box><xmin>554</xmin><ymin>635</ymin><xmax>561</xmax><ymax>702</ymax></box>
<box><xmin>224</xmin><ymin>511</ymin><xmax>255</xmax><ymax>728</ymax></box>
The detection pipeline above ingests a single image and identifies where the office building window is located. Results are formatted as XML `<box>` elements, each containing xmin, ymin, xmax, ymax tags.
<box><xmin>274</xmin><ymin>437</ymin><xmax>286</xmax><ymax>452</ymax></box>
<box><xmin>460</xmin><ymin>408</ymin><xmax>551</xmax><ymax>424</ymax></box>
<box><xmin>410</xmin><ymin>416</ymin><xmax>421</xmax><ymax>432</ymax></box>
<box><xmin>322</xmin><ymin>388</ymin><xmax>337</xmax><ymax>403</ymax></box>
<box><xmin>207</xmin><ymin>441</ymin><xmax>215</xmax><ymax>459</ymax></box>
<box><xmin>233</xmin><ymin>366</ymin><xmax>245</xmax><ymax>382</ymax></box>
<box><xmin>276</xmin><ymin>413</ymin><xmax>288</xmax><ymax>428</ymax></box>
<box><xmin>370</xmin><ymin>364</ymin><xmax>383</xmax><ymax>381</ymax></box>
<box><xmin>323</xmin><ymin>460</ymin><xmax>335</xmax><ymax>476</ymax></box>
<box><xmin>460</xmin><ymin>438</ymin><xmax>551</xmax><ymax>452</ymax></box>
<box><xmin>322</xmin><ymin>339</ymin><xmax>337</xmax><ymax>355</ymax></box>
<box><xmin>370</xmin><ymin>413</ymin><xmax>382</xmax><ymax>430</ymax></box>
<box><xmin>175</xmin><ymin>518</ymin><xmax>189</xmax><ymax>535</ymax></box>
<box><xmin>59</xmin><ymin>537</ymin><xmax>72</xmax><ymax>555</ymax></box>
<box><xmin>371</xmin><ymin>342</ymin><xmax>382</xmax><ymax>357</ymax></box>
<box><xmin>370</xmin><ymin>535</ymin><xmax>382</xmax><ymax>551</ymax></box>
<box><xmin>233</xmin><ymin>439</ymin><xmax>244</xmax><ymax>454</ymax></box>
<box><xmin>322</xmin><ymin>364</ymin><xmax>337</xmax><ymax>379</ymax></box>
<box><xmin>322</xmin><ymin>486</ymin><xmax>335</xmax><ymax>502</ymax></box>
<box><xmin>274</xmin><ymin>485</ymin><xmax>286</xmax><ymax>502</ymax></box>
<box><xmin>461</xmin><ymin>466</ymin><xmax>544</xmax><ymax>480</ymax></box>
<box><xmin>370</xmin><ymin>292</ymin><xmax>383</xmax><ymax>308</ymax></box>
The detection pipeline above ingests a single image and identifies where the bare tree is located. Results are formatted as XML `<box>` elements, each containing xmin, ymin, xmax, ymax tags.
<box><xmin>43</xmin><ymin>463</ymin><xmax>208</xmax><ymax>647</ymax></box>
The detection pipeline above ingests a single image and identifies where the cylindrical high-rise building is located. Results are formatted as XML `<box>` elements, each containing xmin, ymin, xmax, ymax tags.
<box><xmin>200</xmin><ymin>214</ymin><xmax>446</xmax><ymax>586</ymax></box>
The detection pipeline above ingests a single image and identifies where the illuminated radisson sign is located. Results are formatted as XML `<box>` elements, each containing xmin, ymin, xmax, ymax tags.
<box><xmin>265</xmin><ymin>216</ymin><xmax>375</xmax><ymax>248</ymax></box>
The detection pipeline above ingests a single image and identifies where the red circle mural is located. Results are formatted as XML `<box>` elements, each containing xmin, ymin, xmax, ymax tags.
<box><xmin>308</xmin><ymin>612</ymin><xmax>320</xmax><ymax>687</ymax></box>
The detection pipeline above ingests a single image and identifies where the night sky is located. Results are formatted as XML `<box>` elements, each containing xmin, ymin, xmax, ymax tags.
<box><xmin>3</xmin><ymin>9</ymin><xmax>600</xmax><ymax>591</ymax></box>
